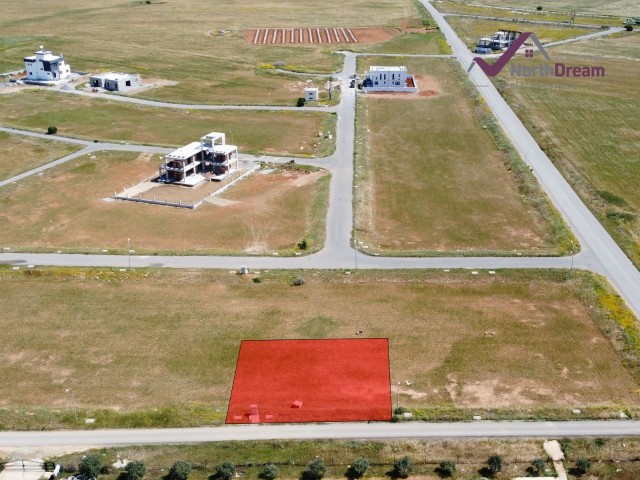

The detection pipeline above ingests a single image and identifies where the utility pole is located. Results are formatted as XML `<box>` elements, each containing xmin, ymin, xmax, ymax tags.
<box><xmin>65</xmin><ymin>388</ymin><xmax>77</xmax><ymax>421</ymax></box>
<box><xmin>127</xmin><ymin>237</ymin><xmax>131</xmax><ymax>269</ymax></box>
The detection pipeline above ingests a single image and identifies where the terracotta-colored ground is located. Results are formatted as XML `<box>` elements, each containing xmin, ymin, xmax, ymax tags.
<box><xmin>241</xmin><ymin>27</ymin><xmax>396</xmax><ymax>45</ymax></box>
<box><xmin>226</xmin><ymin>339</ymin><xmax>392</xmax><ymax>424</ymax></box>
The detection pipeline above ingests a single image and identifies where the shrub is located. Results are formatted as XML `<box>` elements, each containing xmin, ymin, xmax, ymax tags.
<box><xmin>393</xmin><ymin>406</ymin><xmax>407</xmax><ymax>415</ymax></box>
<box><xmin>125</xmin><ymin>461</ymin><xmax>146</xmax><ymax>480</ymax></box>
<box><xmin>297</xmin><ymin>239</ymin><xmax>308</xmax><ymax>250</ymax></box>
<box><xmin>301</xmin><ymin>459</ymin><xmax>326</xmax><ymax>480</ymax></box>
<box><xmin>536</xmin><ymin>5</ymin><xmax>543</xmax><ymax>10</ymax></box>
<box><xmin>63</xmin><ymin>464</ymin><xmax>77</xmax><ymax>474</ymax></box>
<box><xmin>99</xmin><ymin>466</ymin><xmax>113</xmax><ymax>475</ymax></box>
<box><xmin>169</xmin><ymin>461</ymin><xmax>192</xmax><ymax>480</ymax></box>
<box><xmin>530</xmin><ymin>459</ymin><xmax>546</xmax><ymax>475</ymax></box>
<box><xmin>437</xmin><ymin>460</ymin><xmax>456</xmax><ymax>478</ymax></box>
<box><xmin>252</xmin><ymin>277</ymin><xmax>262</xmax><ymax>283</ymax></box>
<box><xmin>391</xmin><ymin>457</ymin><xmax>413</xmax><ymax>479</ymax></box>
<box><xmin>487</xmin><ymin>455</ymin><xmax>502</xmax><ymax>475</ymax></box>
<box><xmin>47</xmin><ymin>126</ymin><xmax>57</xmax><ymax>135</ymax></box>
<box><xmin>79</xmin><ymin>455</ymin><xmax>102</xmax><ymax>479</ymax></box>
<box><xmin>574</xmin><ymin>459</ymin><xmax>591</xmax><ymax>475</ymax></box>
<box><xmin>346</xmin><ymin>458</ymin><xmax>369</xmax><ymax>479</ymax></box>
<box><xmin>296</xmin><ymin>98</ymin><xmax>306</xmax><ymax>107</ymax></box>
<box><xmin>594</xmin><ymin>437</ymin><xmax>606</xmax><ymax>447</ymax></box>
<box><xmin>292</xmin><ymin>276</ymin><xmax>305</xmax><ymax>286</ymax></box>
<box><xmin>214</xmin><ymin>462</ymin><xmax>236</xmax><ymax>480</ymax></box>
<box><xmin>259</xmin><ymin>464</ymin><xmax>279</xmax><ymax>480</ymax></box>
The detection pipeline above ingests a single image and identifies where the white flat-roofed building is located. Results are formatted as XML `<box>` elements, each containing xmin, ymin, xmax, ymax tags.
<box><xmin>304</xmin><ymin>87</ymin><xmax>319</xmax><ymax>102</ymax></box>
<box><xmin>159</xmin><ymin>132</ymin><xmax>239</xmax><ymax>185</ymax></box>
<box><xmin>24</xmin><ymin>46</ymin><xmax>71</xmax><ymax>83</ymax></box>
<box><xmin>89</xmin><ymin>72</ymin><xmax>141</xmax><ymax>92</ymax></box>
<box><xmin>362</xmin><ymin>65</ymin><xmax>417</xmax><ymax>93</ymax></box>
<box><xmin>159</xmin><ymin>142</ymin><xmax>205</xmax><ymax>186</ymax></box>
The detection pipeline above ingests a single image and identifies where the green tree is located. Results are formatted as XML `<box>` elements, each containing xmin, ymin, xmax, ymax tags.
<box><xmin>259</xmin><ymin>464</ymin><xmax>279</xmax><ymax>480</ymax></box>
<box><xmin>391</xmin><ymin>457</ymin><xmax>413</xmax><ymax>479</ymax></box>
<box><xmin>169</xmin><ymin>461</ymin><xmax>192</xmax><ymax>480</ymax></box>
<box><xmin>296</xmin><ymin>98</ymin><xmax>306</xmax><ymax>107</ymax></box>
<box><xmin>574</xmin><ymin>459</ymin><xmax>591</xmax><ymax>476</ymax></box>
<box><xmin>125</xmin><ymin>461</ymin><xmax>146</xmax><ymax>480</ymax></box>
<box><xmin>346</xmin><ymin>458</ymin><xmax>369</xmax><ymax>479</ymax></box>
<box><xmin>437</xmin><ymin>460</ymin><xmax>456</xmax><ymax>478</ymax></box>
<box><xmin>487</xmin><ymin>455</ymin><xmax>502</xmax><ymax>475</ymax></box>
<box><xmin>79</xmin><ymin>455</ymin><xmax>102</xmax><ymax>479</ymax></box>
<box><xmin>530</xmin><ymin>459</ymin><xmax>546</xmax><ymax>475</ymax></box>
<box><xmin>214</xmin><ymin>462</ymin><xmax>236</xmax><ymax>480</ymax></box>
<box><xmin>301</xmin><ymin>459</ymin><xmax>326</xmax><ymax>480</ymax></box>
<box><xmin>47</xmin><ymin>126</ymin><xmax>57</xmax><ymax>135</ymax></box>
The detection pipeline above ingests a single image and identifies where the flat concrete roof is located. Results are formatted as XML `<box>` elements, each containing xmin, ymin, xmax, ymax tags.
<box><xmin>167</xmin><ymin>142</ymin><xmax>202</xmax><ymax>160</ymax></box>
<box><xmin>211</xmin><ymin>144</ymin><xmax>238</xmax><ymax>154</ymax></box>
<box><xmin>369</xmin><ymin>65</ymin><xmax>406</xmax><ymax>72</ymax></box>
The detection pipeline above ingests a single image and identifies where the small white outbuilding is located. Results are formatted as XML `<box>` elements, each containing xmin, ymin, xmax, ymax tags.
<box><xmin>304</xmin><ymin>87</ymin><xmax>319</xmax><ymax>102</ymax></box>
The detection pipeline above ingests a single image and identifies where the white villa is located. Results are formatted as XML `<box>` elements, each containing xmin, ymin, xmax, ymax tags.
<box><xmin>159</xmin><ymin>132</ymin><xmax>239</xmax><ymax>186</ymax></box>
<box><xmin>24</xmin><ymin>46</ymin><xmax>71</xmax><ymax>83</ymax></box>
<box><xmin>362</xmin><ymin>66</ymin><xmax>417</xmax><ymax>93</ymax></box>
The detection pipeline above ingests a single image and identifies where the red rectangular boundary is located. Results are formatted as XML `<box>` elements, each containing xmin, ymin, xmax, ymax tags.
<box><xmin>226</xmin><ymin>339</ymin><xmax>391</xmax><ymax>424</ymax></box>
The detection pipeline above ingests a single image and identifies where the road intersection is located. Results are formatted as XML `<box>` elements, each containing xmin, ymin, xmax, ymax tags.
<box><xmin>0</xmin><ymin>3</ymin><xmax>638</xmax><ymax>448</ymax></box>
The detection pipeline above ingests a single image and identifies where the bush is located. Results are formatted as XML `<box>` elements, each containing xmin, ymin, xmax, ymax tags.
<box><xmin>169</xmin><ymin>461</ymin><xmax>192</xmax><ymax>480</ymax></box>
<box><xmin>292</xmin><ymin>276</ymin><xmax>305</xmax><ymax>286</ymax></box>
<box><xmin>296</xmin><ymin>98</ymin><xmax>306</xmax><ymax>107</ymax></box>
<box><xmin>252</xmin><ymin>277</ymin><xmax>262</xmax><ymax>283</ymax></box>
<box><xmin>63</xmin><ymin>464</ymin><xmax>77</xmax><ymax>474</ymax></box>
<box><xmin>297</xmin><ymin>239</ymin><xmax>308</xmax><ymax>250</ymax></box>
<box><xmin>79</xmin><ymin>455</ymin><xmax>102</xmax><ymax>479</ymax></box>
<box><xmin>530</xmin><ymin>459</ymin><xmax>546</xmax><ymax>475</ymax></box>
<box><xmin>391</xmin><ymin>457</ymin><xmax>413</xmax><ymax>479</ymax></box>
<box><xmin>574</xmin><ymin>459</ymin><xmax>591</xmax><ymax>476</ymax></box>
<box><xmin>99</xmin><ymin>466</ymin><xmax>113</xmax><ymax>475</ymax></box>
<box><xmin>214</xmin><ymin>462</ymin><xmax>236</xmax><ymax>480</ymax></box>
<box><xmin>393</xmin><ymin>406</ymin><xmax>407</xmax><ymax>415</ymax></box>
<box><xmin>301</xmin><ymin>459</ymin><xmax>326</xmax><ymax>480</ymax></box>
<box><xmin>437</xmin><ymin>460</ymin><xmax>455</xmax><ymax>478</ymax></box>
<box><xmin>259</xmin><ymin>464</ymin><xmax>279</xmax><ymax>480</ymax></box>
<box><xmin>47</xmin><ymin>126</ymin><xmax>57</xmax><ymax>135</ymax></box>
<box><xmin>125</xmin><ymin>462</ymin><xmax>146</xmax><ymax>480</ymax></box>
<box><xmin>346</xmin><ymin>458</ymin><xmax>369</xmax><ymax>479</ymax></box>
<box><xmin>487</xmin><ymin>455</ymin><xmax>502</xmax><ymax>475</ymax></box>
<box><xmin>536</xmin><ymin>5</ymin><xmax>543</xmax><ymax>10</ymax></box>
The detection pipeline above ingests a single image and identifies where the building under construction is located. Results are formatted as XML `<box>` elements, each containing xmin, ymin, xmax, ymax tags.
<box><xmin>158</xmin><ymin>132</ymin><xmax>239</xmax><ymax>186</ymax></box>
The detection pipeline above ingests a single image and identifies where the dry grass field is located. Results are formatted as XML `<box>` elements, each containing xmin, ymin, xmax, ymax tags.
<box><xmin>0</xmin><ymin>152</ymin><xmax>330</xmax><ymax>255</ymax></box>
<box><xmin>47</xmin><ymin>438</ymin><xmax>640</xmax><ymax>480</ymax></box>
<box><xmin>447</xmin><ymin>16</ymin><xmax>594</xmax><ymax>50</ymax></box>
<box><xmin>0</xmin><ymin>90</ymin><xmax>336</xmax><ymax>155</ymax></box>
<box><xmin>434</xmin><ymin>2</ymin><xmax>622</xmax><ymax>26</ymax></box>
<box><xmin>457</xmin><ymin>0</ymin><xmax>638</xmax><ymax>17</ymax></box>
<box><xmin>0</xmin><ymin>0</ymin><xmax>439</xmax><ymax>104</ymax></box>
<box><xmin>495</xmin><ymin>34</ymin><xmax>640</xmax><ymax>266</ymax></box>
<box><xmin>0</xmin><ymin>131</ymin><xmax>81</xmax><ymax>180</ymax></box>
<box><xmin>0</xmin><ymin>268</ymin><xmax>638</xmax><ymax>429</ymax></box>
<box><xmin>353</xmin><ymin>57</ymin><xmax>565</xmax><ymax>255</ymax></box>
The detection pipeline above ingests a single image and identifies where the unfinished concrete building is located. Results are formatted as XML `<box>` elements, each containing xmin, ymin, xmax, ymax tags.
<box><xmin>158</xmin><ymin>132</ymin><xmax>238</xmax><ymax>186</ymax></box>
<box><xmin>89</xmin><ymin>72</ymin><xmax>142</xmax><ymax>91</ymax></box>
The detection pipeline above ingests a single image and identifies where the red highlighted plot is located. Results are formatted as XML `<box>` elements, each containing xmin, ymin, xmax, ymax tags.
<box><xmin>226</xmin><ymin>339</ymin><xmax>391</xmax><ymax>424</ymax></box>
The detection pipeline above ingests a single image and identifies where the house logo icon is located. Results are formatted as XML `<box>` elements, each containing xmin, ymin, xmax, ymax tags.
<box><xmin>467</xmin><ymin>32</ymin><xmax>550</xmax><ymax>77</ymax></box>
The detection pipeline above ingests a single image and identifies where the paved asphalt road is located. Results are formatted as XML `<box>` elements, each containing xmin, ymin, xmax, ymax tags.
<box><xmin>420</xmin><ymin>0</ymin><xmax>640</xmax><ymax>318</ymax></box>
<box><xmin>2</xmin><ymin>421</ymin><xmax>640</xmax><ymax>455</ymax></box>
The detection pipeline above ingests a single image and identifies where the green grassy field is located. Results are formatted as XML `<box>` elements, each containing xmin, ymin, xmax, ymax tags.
<box><xmin>353</xmin><ymin>57</ymin><xmax>570</xmax><ymax>256</ymax></box>
<box><xmin>434</xmin><ymin>2</ymin><xmax>622</xmax><ymax>26</ymax></box>
<box><xmin>47</xmin><ymin>437</ymin><xmax>640</xmax><ymax>480</ymax></box>
<box><xmin>447</xmin><ymin>16</ymin><xmax>594</xmax><ymax>50</ymax></box>
<box><xmin>0</xmin><ymin>153</ymin><xmax>330</xmax><ymax>255</ymax></box>
<box><xmin>0</xmin><ymin>0</ymin><xmax>427</xmax><ymax>104</ymax></box>
<box><xmin>0</xmin><ymin>90</ymin><xmax>335</xmax><ymax>155</ymax></box>
<box><xmin>555</xmin><ymin>29</ymin><xmax>640</xmax><ymax>60</ymax></box>
<box><xmin>495</xmin><ymin>36</ymin><xmax>640</xmax><ymax>267</ymax></box>
<box><xmin>352</xmin><ymin>31</ymin><xmax>451</xmax><ymax>55</ymax></box>
<box><xmin>0</xmin><ymin>268</ymin><xmax>638</xmax><ymax>430</ymax></box>
<box><xmin>0</xmin><ymin>131</ymin><xmax>81</xmax><ymax>180</ymax></box>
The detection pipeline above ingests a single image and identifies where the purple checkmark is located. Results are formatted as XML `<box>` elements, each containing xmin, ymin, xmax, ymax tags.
<box><xmin>471</xmin><ymin>32</ymin><xmax>533</xmax><ymax>77</ymax></box>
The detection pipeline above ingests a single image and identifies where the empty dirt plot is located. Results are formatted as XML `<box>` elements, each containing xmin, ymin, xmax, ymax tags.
<box><xmin>496</xmin><ymin>38</ymin><xmax>640</xmax><ymax>266</ymax></box>
<box><xmin>0</xmin><ymin>152</ymin><xmax>330</xmax><ymax>255</ymax></box>
<box><xmin>354</xmin><ymin>57</ymin><xmax>564</xmax><ymax>255</ymax></box>
<box><xmin>0</xmin><ymin>90</ymin><xmax>335</xmax><ymax>156</ymax></box>
<box><xmin>0</xmin><ymin>268</ymin><xmax>638</xmax><ymax>430</ymax></box>
<box><xmin>0</xmin><ymin>131</ymin><xmax>81</xmax><ymax>180</ymax></box>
